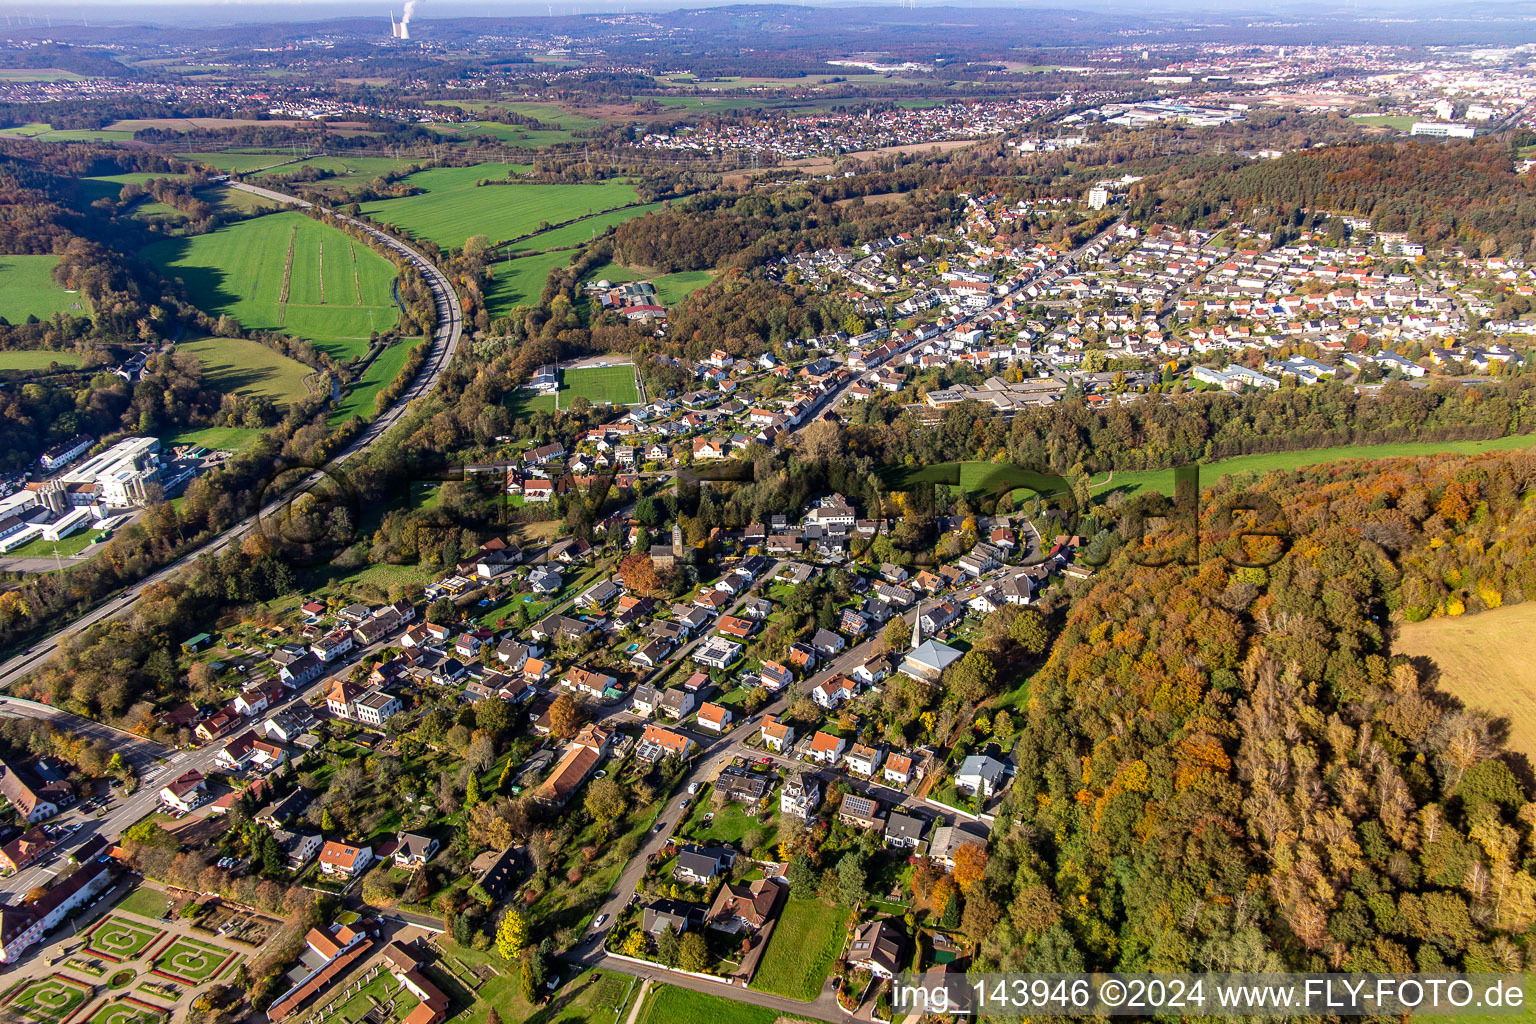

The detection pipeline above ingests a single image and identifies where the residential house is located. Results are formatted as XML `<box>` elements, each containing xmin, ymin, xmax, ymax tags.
<box><xmin>812</xmin><ymin>628</ymin><xmax>846</xmax><ymax>657</ymax></box>
<box><xmin>845</xmin><ymin>744</ymin><xmax>883</xmax><ymax>777</ymax></box>
<box><xmin>930</xmin><ymin>822</ymin><xmax>991</xmax><ymax>871</ymax></box>
<box><xmin>279</xmin><ymin>653</ymin><xmax>325</xmax><ymax>688</ymax></box>
<box><xmin>318</xmin><ymin>841</ymin><xmax>373</xmax><ymax>878</ymax></box>
<box><xmin>705</xmin><ymin>879</ymin><xmax>781</xmax><ymax>934</ymax></box>
<box><xmin>956</xmin><ymin>755</ymin><xmax>1008</xmax><ymax>798</ymax></box>
<box><xmin>641</xmin><ymin>899</ymin><xmax>700</xmax><ymax>938</ymax></box>
<box><xmin>353</xmin><ymin>690</ymin><xmax>403</xmax><ymax>728</ymax></box>
<box><xmin>714</xmin><ymin>766</ymin><xmax>770</xmax><ymax>805</ymax></box>
<box><xmin>565</xmin><ymin>666</ymin><xmax>617</xmax><ymax>700</ymax></box>
<box><xmin>806</xmin><ymin>731</ymin><xmax>847</xmax><ymax>765</ymax></box>
<box><xmin>781</xmin><ymin>773</ymin><xmax>821</xmax><ymax>820</ymax></box>
<box><xmin>658</xmin><ymin>688</ymin><xmax>696</xmax><ymax>720</ymax></box>
<box><xmin>630</xmin><ymin>684</ymin><xmax>663</xmax><ymax>717</ymax></box>
<box><xmin>158</xmin><ymin>770</ymin><xmax>209</xmax><ymax>814</ymax></box>
<box><xmin>393</xmin><ymin>832</ymin><xmax>440</xmax><ymax>868</ymax></box>
<box><xmin>674</xmin><ymin>845</ymin><xmax>732</xmax><ymax>885</ymax></box>
<box><xmin>847</xmin><ymin>920</ymin><xmax>903</xmax><ymax>979</ymax></box>
<box><xmin>636</xmin><ymin>724</ymin><xmax>695</xmax><ymax>763</ymax></box>
<box><xmin>883</xmin><ymin>753</ymin><xmax>915</xmax><ymax>787</ymax></box>
<box><xmin>696</xmin><ymin>702</ymin><xmax>732</xmax><ymax>732</ymax></box>
<box><xmin>0</xmin><ymin>759</ymin><xmax>71</xmax><ymax>824</ymax></box>
<box><xmin>839</xmin><ymin>794</ymin><xmax>885</xmax><ymax>831</ymax></box>
<box><xmin>234</xmin><ymin>680</ymin><xmax>286</xmax><ymax>717</ymax></box>
<box><xmin>884</xmin><ymin>812</ymin><xmax>927</xmax><ymax>849</ymax></box>
<box><xmin>216</xmin><ymin>730</ymin><xmax>287</xmax><ymax>772</ymax></box>
<box><xmin>760</xmin><ymin>716</ymin><xmax>795</xmax><ymax>752</ymax></box>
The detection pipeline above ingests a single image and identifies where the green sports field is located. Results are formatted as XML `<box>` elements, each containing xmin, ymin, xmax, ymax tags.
<box><xmin>558</xmin><ymin>364</ymin><xmax>639</xmax><ymax>408</ymax></box>
<box><xmin>144</xmin><ymin>211</ymin><xmax>400</xmax><ymax>361</ymax></box>
<box><xmin>360</xmin><ymin>165</ymin><xmax>638</xmax><ymax>249</ymax></box>
<box><xmin>0</xmin><ymin>255</ymin><xmax>86</xmax><ymax>322</ymax></box>
<box><xmin>177</xmin><ymin>335</ymin><xmax>314</xmax><ymax>407</ymax></box>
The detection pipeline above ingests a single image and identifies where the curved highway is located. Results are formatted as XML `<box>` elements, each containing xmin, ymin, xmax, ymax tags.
<box><xmin>0</xmin><ymin>181</ymin><xmax>464</xmax><ymax>692</ymax></box>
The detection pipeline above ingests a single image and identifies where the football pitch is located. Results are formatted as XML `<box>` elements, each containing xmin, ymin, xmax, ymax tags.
<box><xmin>558</xmin><ymin>363</ymin><xmax>640</xmax><ymax>408</ymax></box>
<box><xmin>143</xmin><ymin>211</ymin><xmax>401</xmax><ymax>361</ymax></box>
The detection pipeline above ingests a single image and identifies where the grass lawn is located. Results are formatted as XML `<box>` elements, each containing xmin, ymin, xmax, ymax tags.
<box><xmin>0</xmin><ymin>255</ymin><xmax>86</xmax><ymax>321</ymax></box>
<box><xmin>559</xmin><ymin>364</ymin><xmax>639</xmax><ymax>408</ymax></box>
<box><xmin>2</xmin><ymin>976</ymin><xmax>93</xmax><ymax>1023</ymax></box>
<box><xmin>360</xmin><ymin>166</ymin><xmax>638</xmax><ymax>249</ymax></box>
<box><xmin>0</xmin><ymin>349</ymin><xmax>82</xmax><ymax>372</ymax></box>
<box><xmin>507</xmin><ymin>391</ymin><xmax>557</xmax><ymax>417</ymax></box>
<box><xmin>144</xmin><ymin>211</ymin><xmax>399</xmax><ymax>361</ymax></box>
<box><xmin>485</xmin><ymin>250</ymin><xmax>572</xmax><ymax>316</ymax></box>
<box><xmin>641</xmin><ymin>985</ymin><xmax>819</xmax><ymax>1024</ymax></box>
<box><xmin>255</xmin><ymin>155</ymin><xmax>419</xmax><ymax>191</ymax></box>
<box><xmin>162</xmin><ymin>425</ymin><xmax>264</xmax><ymax>451</ymax></box>
<box><xmin>332</xmin><ymin>971</ymin><xmax>419</xmax><ymax>1024</ymax></box>
<box><xmin>178</xmin><ymin>335</ymin><xmax>313</xmax><ymax>407</ymax></box>
<box><xmin>152</xmin><ymin>936</ymin><xmax>233</xmax><ymax>983</ymax></box>
<box><xmin>1398</xmin><ymin>603</ymin><xmax>1536</xmax><ymax>763</ymax></box>
<box><xmin>83</xmin><ymin>998</ymin><xmax>165</xmax><ymax>1024</ymax></box>
<box><xmin>3</xmin><ymin>529</ymin><xmax>107</xmax><ymax>560</ymax></box>
<box><xmin>330</xmin><ymin>336</ymin><xmax>423</xmax><ymax>423</ymax></box>
<box><xmin>747</xmin><ymin>898</ymin><xmax>846</xmax><ymax>1001</ymax></box>
<box><xmin>439</xmin><ymin>949</ymin><xmax>638</xmax><ymax>1024</ymax></box>
<box><xmin>85</xmin><ymin>917</ymin><xmax>163</xmax><ymax>961</ymax></box>
<box><xmin>115</xmin><ymin>887</ymin><xmax>173</xmax><ymax>921</ymax></box>
<box><xmin>680</xmin><ymin>786</ymin><xmax>778</xmax><ymax>847</ymax></box>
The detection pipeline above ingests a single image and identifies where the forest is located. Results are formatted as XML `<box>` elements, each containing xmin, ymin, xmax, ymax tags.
<box><xmin>963</xmin><ymin>446</ymin><xmax>1536</xmax><ymax>976</ymax></box>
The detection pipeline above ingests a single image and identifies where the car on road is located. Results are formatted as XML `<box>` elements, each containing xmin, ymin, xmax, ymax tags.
<box><xmin>760</xmin><ymin>757</ymin><xmax>772</xmax><ymax>765</ymax></box>
<box><xmin>653</xmin><ymin>821</ymin><xmax>667</xmax><ymax>833</ymax></box>
<box><xmin>594</xmin><ymin>914</ymin><xmax>608</xmax><ymax>929</ymax></box>
<box><xmin>679</xmin><ymin>798</ymin><xmax>690</xmax><ymax>810</ymax></box>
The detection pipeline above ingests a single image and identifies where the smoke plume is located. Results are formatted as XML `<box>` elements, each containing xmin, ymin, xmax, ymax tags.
<box><xmin>400</xmin><ymin>0</ymin><xmax>416</xmax><ymax>38</ymax></box>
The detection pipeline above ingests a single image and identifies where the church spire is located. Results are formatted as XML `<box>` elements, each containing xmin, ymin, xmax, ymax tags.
<box><xmin>911</xmin><ymin>600</ymin><xmax>922</xmax><ymax>650</ymax></box>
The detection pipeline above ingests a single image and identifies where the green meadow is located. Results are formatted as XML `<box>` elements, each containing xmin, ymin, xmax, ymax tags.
<box><xmin>177</xmin><ymin>335</ymin><xmax>314</xmax><ymax>407</ymax></box>
<box><xmin>0</xmin><ymin>255</ymin><xmax>85</xmax><ymax>321</ymax></box>
<box><xmin>360</xmin><ymin>165</ymin><xmax>638</xmax><ymax>249</ymax></box>
<box><xmin>144</xmin><ymin>211</ymin><xmax>400</xmax><ymax>361</ymax></box>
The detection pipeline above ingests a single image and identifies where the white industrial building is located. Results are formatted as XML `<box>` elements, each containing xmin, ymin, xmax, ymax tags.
<box><xmin>58</xmin><ymin>436</ymin><xmax>163</xmax><ymax>508</ymax></box>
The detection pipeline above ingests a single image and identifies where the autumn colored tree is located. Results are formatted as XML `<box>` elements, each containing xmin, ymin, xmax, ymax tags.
<box><xmin>952</xmin><ymin>842</ymin><xmax>989</xmax><ymax>892</ymax></box>
<box><xmin>548</xmin><ymin>694</ymin><xmax>583</xmax><ymax>739</ymax></box>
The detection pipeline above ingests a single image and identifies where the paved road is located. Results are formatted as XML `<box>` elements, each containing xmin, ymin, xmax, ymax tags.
<box><xmin>0</xmin><ymin>181</ymin><xmax>464</xmax><ymax>696</ymax></box>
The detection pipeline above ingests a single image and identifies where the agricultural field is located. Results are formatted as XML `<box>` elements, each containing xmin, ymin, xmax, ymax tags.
<box><xmin>143</xmin><ymin>211</ymin><xmax>400</xmax><ymax>361</ymax></box>
<box><xmin>484</xmin><ymin>250</ymin><xmax>573</xmax><ymax>316</ymax></box>
<box><xmin>559</xmin><ymin>363</ymin><xmax>639</xmax><ymax>407</ymax></box>
<box><xmin>254</xmin><ymin>155</ymin><xmax>422</xmax><ymax>194</ymax></box>
<box><xmin>1398</xmin><ymin>603</ymin><xmax>1536</xmax><ymax>762</ymax></box>
<box><xmin>177</xmin><ymin>335</ymin><xmax>314</xmax><ymax>407</ymax></box>
<box><xmin>176</xmin><ymin>152</ymin><xmax>293</xmax><ymax>173</ymax></box>
<box><xmin>73</xmin><ymin>171</ymin><xmax>188</xmax><ymax>209</ymax></box>
<box><xmin>747</xmin><ymin>898</ymin><xmax>846</xmax><ymax>1000</ymax></box>
<box><xmin>330</xmin><ymin>337</ymin><xmax>423</xmax><ymax>423</ymax></box>
<box><xmin>0</xmin><ymin>124</ymin><xmax>134</xmax><ymax>143</ymax></box>
<box><xmin>0</xmin><ymin>976</ymin><xmax>94</xmax><ymax>1023</ymax></box>
<box><xmin>427</xmin><ymin>122</ymin><xmax>581</xmax><ymax>148</ymax></box>
<box><xmin>506</xmin><ymin>202</ymin><xmax>665</xmax><ymax>255</ymax></box>
<box><xmin>0</xmin><ymin>69</ymin><xmax>85</xmax><ymax>81</ymax></box>
<box><xmin>0</xmin><ymin>255</ymin><xmax>86</xmax><ymax>321</ymax></box>
<box><xmin>360</xmin><ymin>165</ymin><xmax>638</xmax><ymax>249</ymax></box>
<box><xmin>583</xmin><ymin>261</ymin><xmax>717</xmax><ymax>306</ymax></box>
<box><xmin>0</xmin><ymin>349</ymin><xmax>83</xmax><ymax>372</ymax></box>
